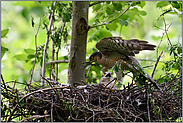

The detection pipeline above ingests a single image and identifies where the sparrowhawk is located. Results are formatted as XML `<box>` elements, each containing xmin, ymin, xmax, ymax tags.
<box><xmin>89</xmin><ymin>37</ymin><xmax>156</xmax><ymax>87</ymax></box>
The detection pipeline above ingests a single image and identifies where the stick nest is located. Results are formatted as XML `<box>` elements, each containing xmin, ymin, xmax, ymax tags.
<box><xmin>1</xmin><ymin>76</ymin><xmax>182</xmax><ymax>122</ymax></box>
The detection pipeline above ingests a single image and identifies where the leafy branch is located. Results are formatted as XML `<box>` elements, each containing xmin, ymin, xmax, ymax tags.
<box><xmin>89</xmin><ymin>1</ymin><xmax>104</xmax><ymax>7</ymax></box>
<box><xmin>89</xmin><ymin>3</ymin><xmax>132</xmax><ymax>29</ymax></box>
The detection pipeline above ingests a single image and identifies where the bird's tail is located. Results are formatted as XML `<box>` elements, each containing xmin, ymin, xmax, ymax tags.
<box><xmin>140</xmin><ymin>43</ymin><xmax>156</xmax><ymax>50</ymax></box>
<box><xmin>127</xmin><ymin>56</ymin><xmax>162</xmax><ymax>91</ymax></box>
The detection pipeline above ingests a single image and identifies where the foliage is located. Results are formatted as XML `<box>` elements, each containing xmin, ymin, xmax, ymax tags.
<box><xmin>1</xmin><ymin>1</ymin><xmax>182</xmax><ymax>122</ymax></box>
<box><xmin>1</xmin><ymin>1</ymin><xmax>182</xmax><ymax>85</ymax></box>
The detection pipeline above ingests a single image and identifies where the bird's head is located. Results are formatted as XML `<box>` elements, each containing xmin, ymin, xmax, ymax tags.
<box><xmin>102</xmin><ymin>72</ymin><xmax>112</xmax><ymax>78</ymax></box>
<box><xmin>89</xmin><ymin>51</ymin><xmax>102</xmax><ymax>64</ymax></box>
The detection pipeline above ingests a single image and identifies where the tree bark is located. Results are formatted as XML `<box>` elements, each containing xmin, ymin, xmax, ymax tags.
<box><xmin>68</xmin><ymin>1</ymin><xmax>89</xmax><ymax>86</ymax></box>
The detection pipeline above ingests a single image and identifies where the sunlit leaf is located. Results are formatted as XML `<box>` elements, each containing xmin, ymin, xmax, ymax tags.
<box><xmin>99</xmin><ymin>29</ymin><xmax>113</xmax><ymax>39</ymax></box>
<box><xmin>156</xmin><ymin>1</ymin><xmax>169</xmax><ymax>8</ymax></box>
<box><xmin>138</xmin><ymin>1</ymin><xmax>146</xmax><ymax>8</ymax></box>
<box><xmin>1</xmin><ymin>46</ymin><xmax>9</xmax><ymax>59</ymax></box>
<box><xmin>14</xmin><ymin>54</ymin><xmax>27</xmax><ymax>61</ymax></box>
<box><xmin>93</xmin><ymin>4</ymin><xmax>101</xmax><ymax>12</ymax></box>
<box><xmin>30</xmin><ymin>6</ymin><xmax>45</xmax><ymax>16</ymax></box>
<box><xmin>24</xmin><ymin>49</ymin><xmax>35</xmax><ymax>55</ymax></box>
<box><xmin>138</xmin><ymin>10</ymin><xmax>147</xmax><ymax>16</ymax></box>
<box><xmin>1</xmin><ymin>29</ymin><xmax>9</xmax><ymax>38</ymax></box>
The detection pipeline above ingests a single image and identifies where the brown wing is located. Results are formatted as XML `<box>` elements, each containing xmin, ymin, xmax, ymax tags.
<box><xmin>96</xmin><ymin>37</ymin><xmax>156</xmax><ymax>58</ymax></box>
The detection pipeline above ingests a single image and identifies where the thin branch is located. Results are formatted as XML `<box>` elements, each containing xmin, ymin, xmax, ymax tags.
<box><xmin>56</xmin><ymin>22</ymin><xmax>66</xmax><ymax>79</ymax></box>
<box><xmin>51</xmin><ymin>20</ymin><xmax>55</xmax><ymax>80</ymax></box>
<box><xmin>1</xmin><ymin>74</ymin><xmax>7</xmax><ymax>90</ymax></box>
<box><xmin>41</xmin><ymin>1</ymin><xmax>56</xmax><ymax>88</ymax></box>
<box><xmin>19</xmin><ymin>115</ymin><xmax>50</xmax><ymax>122</ymax></box>
<box><xmin>151</xmin><ymin>51</ymin><xmax>163</xmax><ymax>78</ymax></box>
<box><xmin>29</xmin><ymin>17</ymin><xmax>41</xmax><ymax>84</ymax></box>
<box><xmin>138</xmin><ymin>59</ymin><xmax>164</xmax><ymax>62</ymax></box>
<box><xmin>86</xmin><ymin>64</ymin><xmax>91</xmax><ymax>78</ymax></box>
<box><xmin>89</xmin><ymin>1</ymin><xmax>104</xmax><ymax>7</ymax></box>
<box><xmin>41</xmin><ymin>75</ymin><xmax>63</xmax><ymax>108</ymax></box>
<box><xmin>46</xmin><ymin>60</ymin><xmax>69</xmax><ymax>65</ymax></box>
<box><xmin>89</xmin><ymin>3</ymin><xmax>132</xmax><ymax>29</ymax></box>
<box><xmin>162</xmin><ymin>13</ymin><xmax>172</xmax><ymax>46</ymax></box>
<box><xmin>146</xmin><ymin>87</ymin><xmax>151</xmax><ymax>122</ymax></box>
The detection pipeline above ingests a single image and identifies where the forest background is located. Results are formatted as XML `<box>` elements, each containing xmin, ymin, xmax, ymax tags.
<box><xmin>1</xmin><ymin>1</ymin><xmax>182</xmax><ymax>89</ymax></box>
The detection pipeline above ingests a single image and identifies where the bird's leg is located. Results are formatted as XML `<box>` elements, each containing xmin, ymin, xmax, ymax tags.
<box><xmin>129</xmin><ymin>74</ymin><xmax>136</xmax><ymax>87</ymax></box>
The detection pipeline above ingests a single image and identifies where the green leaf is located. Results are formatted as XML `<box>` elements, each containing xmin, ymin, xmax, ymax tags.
<box><xmin>138</xmin><ymin>10</ymin><xmax>147</xmax><ymax>16</ymax></box>
<box><xmin>93</xmin><ymin>4</ymin><xmax>101</xmax><ymax>11</ymax></box>
<box><xmin>138</xmin><ymin>1</ymin><xmax>146</xmax><ymax>8</ymax></box>
<box><xmin>14</xmin><ymin>54</ymin><xmax>27</xmax><ymax>61</ymax></box>
<box><xmin>106</xmin><ymin>7</ymin><xmax>113</xmax><ymax>15</ymax></box>
<box><xmin>1</xmin><ymin>29</ymin><xmax>9</xmax><ymax>38</ymax></box>
<box><xmin>27</xmin><ymin>55</ymin><xmax>35</xmax><ymax>59</ymax></box>
<box><xmin>63</xmin><ymin>13</ymin><xmax>71</xmax><ymax>22</ymax></box>
<box><xmin>177</xmin><ymin>46</ymin><xmax>182</xmax><ymax>54</ymax></box>
<box><xmin>30</xmin><ymin>6</ymin><xmax>45</xmax><ymax>16</ymax></box>
<box><xmin>156</xmin><ymin>1</ymin><xmax>169</xmax><ymax>8</ymax></box>
<box><xmin>1</xmin><ymin>46</ymin><xmax>9</xmax><ymax>59</ymax></box>
<box><xmin>112</xmin><ymin>3</ymin><xmax>122</xmax><ymax>11</ymax></box>
<box><xmin>157</xmin><ymin>78</ymin><xmax>164</xmax><ymax>84</ymax></box>
<box><xmin>179</xmin><ymin>13</ymin><xmax>182</xmax><ymax>22</ymax></box>
<box><xmin>24</xmin><ymin>49</ymin><xmax>35</xmax><ymax>55</ymax></box>
<box><xmin>151</xmin><ymin>36</ymin><xmax>161</xmax><ymax>41</ymax></box>
<box><xmin>106</xmin><ymin>1</ymin><xmax>111</xmax><ymax>4</ymax></box>
<box><xmin>99</xmin><ymin>29</ymin><xmax>113</xmax><ymax>39</ymax></box>
<box><xmin>119</xmin><ymin>19</ymin><xmax>128</xmax><ymax>26</ymax></box>
<box><xmin>106</xmin><ymin>22</ymin><xmax>118</xmax><ymax>31</ymax></box>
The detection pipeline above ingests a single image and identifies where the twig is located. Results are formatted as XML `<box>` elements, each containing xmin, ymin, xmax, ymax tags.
<box><xmin>151</xmin><ymin>51</ymin><xmax>163</xmax><ymax>78</ymax></box>
<box><xmin>86</xmin><ymin>64</ymin><xmax>91</xmax><ymax>78</ymax></box>
<box><xmin>162</xmin><ymin>14</ymin><xmax>172</xmax><ymax>46</ymax></box>
<box><xmin>12</xmin><ymin>79</ymin><xmax>16</xmax><ymax>89</ymax></box>
<box><xmin>51</xmin><ymin>14</ymin><xmax>55</xmax><ymax>80</ymax></box>
<box><xmin>56</xmin><ymin>22</ymin><xmax>66</xmax><ymax>78</ymax></box>
<box><xmin>29</xmin><ymin>17</ymin><xmax>41</xmax><ymax>84</ymax></box>
<box><xmin>1</xmin><ymin>74</ymin><xmax>7</xmax><ymax>90</ymax></box>
<box><xmin>46</xmin><ymin>60</ymin><xmax>69</xmax><ymax>65</ymax></box>
<box><xmin>90</xmin><ymin>3</ymin><xmax>132</xmax><ymax>29</ymax></box>
<box><xmin>19</xmin><ymin>115</ymin><xmax>50</xmax><ymax>122</ymax></box>
<box><xmin>51</xmin><ymin>99</ymin><xmax>53</xmax><ymax>122</ymax></box>
<box><xmin>138</xmin><ymin>58</ymin><xmax>164</xmax><ymax>62</ymax></box>
<box><xmin>41</xmin><ymin>75</ymin><xmax>63</xmax><ymax>107</ymax></box>
<box><xmin>146</xmin><ymin>86</ymin><xmax>151</xmax><ymax>122</ymax></box>
<box><xmin>41</xmin><ymin>1</ymin><xmax>56</xmax><ymax>88</ymax></box>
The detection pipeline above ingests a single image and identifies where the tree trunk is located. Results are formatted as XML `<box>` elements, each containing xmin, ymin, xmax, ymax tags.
<box><xmin>68</xmin><ymin>1</ymin><xmax>89</xmax><ymax>86</ymax></box>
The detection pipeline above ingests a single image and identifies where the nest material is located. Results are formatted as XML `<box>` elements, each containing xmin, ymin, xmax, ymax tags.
<box><xmin>1</xmin><ymin>76</ymin><xmax>182</xmax><ymax>122</ymax></box>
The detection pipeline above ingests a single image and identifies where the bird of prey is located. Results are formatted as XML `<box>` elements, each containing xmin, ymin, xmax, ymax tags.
<box><xmin>89</xmin><ymin>37</ymin><xmax>157</xmax><ymax>88</ymax></box>
<box><xmin>99</xmin><ymin>72</ymin><xmax>117</xmax><ymax>89</ymax></box>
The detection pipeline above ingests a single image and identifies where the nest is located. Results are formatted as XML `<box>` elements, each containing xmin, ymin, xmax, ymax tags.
<box><xmin>1</xmin><ymin>76</ymin><xmax>182</xmax><ymax>122</ymax></box>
